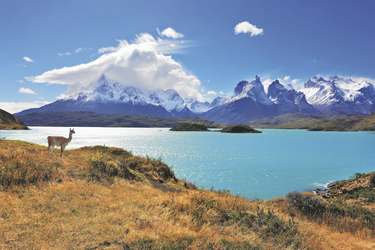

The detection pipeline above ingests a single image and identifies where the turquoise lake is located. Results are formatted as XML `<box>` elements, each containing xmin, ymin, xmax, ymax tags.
<box><xmin>1</xmin><ymin>127</ymin><xmax>374</xmax><ymax>200</ymax></box>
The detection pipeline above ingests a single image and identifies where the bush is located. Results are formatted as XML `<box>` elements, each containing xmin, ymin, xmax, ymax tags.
<box><xmin>0</xmin><ymin>154</ymin><xmax>61</xmax><ymax>188</ymax></box>
<box><xmin>286</xmin><ymin>191</ymin><xmax>375</xmax><ymax>233</ymax></box>
<box><xmin>370</xmin><ymin>175</ymin><xmax>375</xmax><ymax>186</ymax></box>
<box><xmin>350</xmin><ymin>172</ymin><xmax>366</xmax><ymax>180</ymax></box>
<box><xmin>86</xmin><ymin>153</ymin><xmax>136</xmax><ymax>183</ymax></box>
<box><xmin>286</xmin><ymin>191</ymin><xmax>326</xmax><ymax>218</ymax></box>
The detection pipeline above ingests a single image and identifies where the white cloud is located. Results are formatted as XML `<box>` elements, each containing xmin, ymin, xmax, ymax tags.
<box><xmin>27</xmin><ymin>33</ymin><xmax>203</xmax><ymax>101</ymax></box>
<box><xmin>283</xmin><ymin>76</ymin><xmax>290</xmax><ymax>81</ymax></box>
<box><xmin>291</xmin><ymin>79</ymin><xmax>301</xmax><ymax>84</ymax></box>
<box><xmin>19</xmin><ymin>87</ymin><xmax>37</xmax><ymax>95</ymax></box>
<box><xmin>23</xmin><ymin>56</ymin><xmax>34</xmax><ymax>62</ymax></box>
<box><xmin>98</xmin><ymin>46</ymin><xmax>118</xmax><ymax>54</ymax></box>
<box><xmin>57</xmin><ymin>52</ymin><xmax>71</xmax><ymax>57</ymax></box>
<box><xmin>98</xmin><ymin>40</ymin><xmax>129</xmax><ymax>54</ymax></box>
<box><xmin>58</xmin><ymin>47</ymin><xmax>91</xmax><ymax>56</ymax></box>
<box><xmin>157</xmin><ymin>27</ymin><xmax>184</xmax><ymax>39</ymax></box>
<box><xmin>234</xmin><ymin>21</ymin><xmax>263</xmax><ymax>37</ymax></box>
<box><xmin>262</xmin><ymin>79</ymin><xmax>273</xmax><ymax>93</ymax></box>
<box><xmin>207</xmin><ymin>90</ymin><xmax>217</xmax><ymax>95</ymax></box>
<box><xmin>0</xmin><ymin>101</ymin><xmax>50</xmax><ymax>114</ymax></box>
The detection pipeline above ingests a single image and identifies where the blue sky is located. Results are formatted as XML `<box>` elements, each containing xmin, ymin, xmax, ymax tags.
<box><xmin>1</xmin><ymin>0</ymin><xmax>375</xmax><ymax>113</ymax></box>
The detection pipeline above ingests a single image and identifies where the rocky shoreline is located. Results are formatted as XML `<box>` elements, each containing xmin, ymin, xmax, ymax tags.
<box><xmin>312</xmin><ymin>182</ymin><xmax>337</xmax><ymax>198</ymax></box>
<box><xmin>312</xmin><ymin>172</ymin><xmax>375</xmax><ymax>199</ymax></box>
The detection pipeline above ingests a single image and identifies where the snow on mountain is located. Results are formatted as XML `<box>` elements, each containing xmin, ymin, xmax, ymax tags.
<box><xmin>15</xmin><ymin>74</ymin><xmax>375</xmax><ymax>123</ymax></box>
<box><xmin>228</xmin><ymin>75</ymin><xmax>273</xmax><ymax>106</ymax></box>
<box><xmin>267</xmin><ymin>80</ymin><xmax>295</xmax><ymax>104</ymax></box>
<box><xmin>200</xmin><ymin>76</ymin><xmax>323</xmax><ymax>124</ymax></box>
<box><xmin>16</xmin><ymin>75</ymin><xmax>193</xmax><ymax>118</ymax></box>
<box><xmin>69</xmin><ymin>74</ymin><xmax>191</xmax><ymax>115</ymax></box>
<box><xmin>300</xmin><ymin>76</ymin><xmax>375</xmax><ymax>113</ymax></box>
<box><xmin>200</xmin><ymin>76</ymin><xmax>278</xmax><ymax>124</ymax></box>
<box><xmin>267</xmin><ymin>80</ymin><xmax>320</xmax><ymax>114</ymax></box>
<box><xmin>186</xmin><ymin>96</ymin><xmax>229</xmax><ymax>114</ymax></box>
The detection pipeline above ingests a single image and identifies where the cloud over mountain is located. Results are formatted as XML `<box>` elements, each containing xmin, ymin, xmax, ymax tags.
<box><xmin>27</xmin><ymin>33</ymin><xmax>203</xmax><ymax>101</ymax></box>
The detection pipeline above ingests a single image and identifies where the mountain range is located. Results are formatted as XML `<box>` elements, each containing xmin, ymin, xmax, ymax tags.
<box><xmin>15</xmin><ymin>74</ymin><xmax>375</xmax><ymax>124</ymax></box>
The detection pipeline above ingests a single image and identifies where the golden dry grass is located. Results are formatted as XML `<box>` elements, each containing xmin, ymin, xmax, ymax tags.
<box><xmin>1</xmin><ymin>139</ymin><xmax>375</xmax><ymax>249</ymax></box>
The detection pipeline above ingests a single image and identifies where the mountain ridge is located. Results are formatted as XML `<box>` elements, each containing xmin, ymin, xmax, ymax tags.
<box><xmin>14</xmin><ymin>74</ymin><xmax>375</xmax><ymax>124</ymax></box>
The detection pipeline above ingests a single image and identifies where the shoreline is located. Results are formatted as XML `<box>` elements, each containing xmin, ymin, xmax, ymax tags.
<box><xmin>312</xmin><ymin>182</ymin><xmax>337</xmax><ymax>198</ymax></box>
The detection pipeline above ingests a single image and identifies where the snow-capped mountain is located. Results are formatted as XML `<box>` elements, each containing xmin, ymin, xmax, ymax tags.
<box><xmin>201</xmin><ymin>76</ymin><xmax>278</xmax><ymax>124</ymax></box>
<box><xmin>15</xmin><ymin>74</ymin><xmax>375</xmax><ymax>124</ymax></box>
<box><xmin>267</xmin><ymin>80</ymin><xmax>319</xmax><ymax>115</ymax></box>
<box><xmin>16</xmin><ymin>75</ymin><xmax>194</xmax><ymax>118</ymax></box>
<box><xmin>186</xmin><ymin>96</ymin><xmax>229</xmax><ymax>114</ymax></box>
<box><xmin>201</xmin><ymin>76</ymin><xmax>319</xmax><ymax>124</ymax></box>
<box><xmin>231</xmin><ymin>76</ymin><xmax>273</xmax><ymax>106</ymax></box>
<box><xmin>300</xmin><ymin>76</ymin><xmax>375</xmax><ymax>114</ymax></box>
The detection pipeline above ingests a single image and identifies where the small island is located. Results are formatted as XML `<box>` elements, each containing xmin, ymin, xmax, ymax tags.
<box><xmin>169</xmin><ymin>123</ymin><xmax>209</xmax><ymax>131</ymax></box>
<box><xmin>221</xmin><ymin>124</ymin><xmax>262</xmax><ymax>133</ymax></box>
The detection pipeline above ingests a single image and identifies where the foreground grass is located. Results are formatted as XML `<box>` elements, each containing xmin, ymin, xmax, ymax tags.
<box><xmin>1</xmin><ymin>140</ymin><xmax>375</xmax><ymax>249</ymax></box>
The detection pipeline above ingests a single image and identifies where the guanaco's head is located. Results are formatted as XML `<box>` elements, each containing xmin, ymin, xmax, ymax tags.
<box><xmin>70</xmin><ymin>128</ymin><xmax>75</xmax><ymax>134</ymax></box>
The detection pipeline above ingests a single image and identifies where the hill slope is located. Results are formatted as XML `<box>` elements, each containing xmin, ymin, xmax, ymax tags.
<box><xmin>0</xmin><ymin>109</ymin><xmax>28</xmax><ymax>130</ymax></box>
<box><xmin>18</xmin><ymin>111</ymin><xmax>222</xmax><ymax>128</ymax></box>
<box><xmin>249</xmin><ymin>111</ymin><xmax>375</xmax><ymax>131</ymax></box>
<box><xmin>1</xmin><ymin>140</ymin><xmax>375</xmax><ymax>249</ymax></box>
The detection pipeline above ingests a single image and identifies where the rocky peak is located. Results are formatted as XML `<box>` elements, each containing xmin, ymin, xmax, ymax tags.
<box><xmin>267</xmin><ymin>80</ymin><xmax>296</xmax><ymax>105</ymax></box>
<box><xmin>234</xmin><ymin>80</ymin><xmax>249</xmax><ymax>96</ymax></box>
<box><xmin>305</xmin><ymin>78</ymin><xmax>318</xmax><ymax>88</ymax></box>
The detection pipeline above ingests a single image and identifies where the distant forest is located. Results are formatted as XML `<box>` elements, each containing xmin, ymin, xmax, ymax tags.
<box><xmin>18</xmin><ymin>112</ymin><xmax>223</xmax><ymax>128</ymax></box>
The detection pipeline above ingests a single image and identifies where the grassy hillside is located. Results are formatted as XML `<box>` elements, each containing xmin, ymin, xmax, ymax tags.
<box><xmin>0</xmin><ymin>109</ymin><xmax>28</xmax><ymax>130</ymax></box>
<box><xmin>17</xmin><ymin>111</ymin><xmax>223</xmax><ymax>128</ymax></box>
<box><xmin>249</xmin><ymin>111</ymin><xmax>374</xmax><ymax>131</ymax></box>
<box><xmin>309</xmin><ymin>115</ymin><xmax>369</xmax><ymax>131</ymax></box>
<box><xmin>1</xmin><ymin>139</ymin><xmax>375</xmax><ymax>249</ymax></box>
<box><xmin>352</xmin><ymin>112</ymin><xmax>375</xmax><ymax>131</ymax></box>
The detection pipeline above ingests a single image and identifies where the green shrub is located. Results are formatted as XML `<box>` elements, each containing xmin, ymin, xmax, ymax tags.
<box><xmin>370</xmin><ymin>175</ymin><xmax>375</xmax><ymax>185</ymax></box>
<box><xmin>286</xmin><ymin>191</ymin><xmax>326</xmax><ymax>218</ymax></box>
<box><xmin>350</xmin><ymin>172</ymin><xmax>366</xmax><ymax>180</ymax></box>
<box><xmin>86</xmin><ymin>154</ymin><xmax>136</xmax><ymax>183</ymax></box>
<box><xmin>286</xmin><ymin>191</ymin><xmax>375</xmax><ymax>233</ymax></box>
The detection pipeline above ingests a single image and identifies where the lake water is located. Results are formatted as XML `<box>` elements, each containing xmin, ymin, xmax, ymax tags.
<box><xmin>1</xmin><ymin>127</ymin><xmax>374</xmax><ymax>200</ymax></box>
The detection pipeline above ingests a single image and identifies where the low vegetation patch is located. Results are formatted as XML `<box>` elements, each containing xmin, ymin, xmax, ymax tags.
<box><xmin>286</xmin><ymin>190</ymin><xmax>375</xmax><ymax>235</ymax></box>
<box><xmin>1</xmin><ymin>140</ymin><xmax>375</xmax><ymax>249</ymax></box>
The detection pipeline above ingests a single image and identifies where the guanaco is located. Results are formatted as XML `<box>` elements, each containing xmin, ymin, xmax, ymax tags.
<box><xmin>47</xmin><ymin>128</ymin><xmax>75</xmax><ymax>158</ymax></box>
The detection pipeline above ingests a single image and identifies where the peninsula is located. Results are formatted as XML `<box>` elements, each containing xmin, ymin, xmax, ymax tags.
<box><xmin>0</xmin><ymin>109</ymin><xmax>28</xmax><ymax>130</ymax></box>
